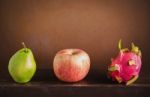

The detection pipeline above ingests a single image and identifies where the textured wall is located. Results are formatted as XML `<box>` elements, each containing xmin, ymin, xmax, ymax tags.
<box><xmin>0</xmin><ymin>0</ymin><xmax>149</xmax><ymax>77</ymax></box>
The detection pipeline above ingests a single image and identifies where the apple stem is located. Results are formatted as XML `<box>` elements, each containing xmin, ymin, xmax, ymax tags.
<box><xmin>22</xmin><ymin>42</ymin><xmax>28</xmax><ymax>52</ymax></box>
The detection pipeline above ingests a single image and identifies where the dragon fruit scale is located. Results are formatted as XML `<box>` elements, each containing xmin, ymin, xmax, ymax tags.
<box><xmin>108</xmin><ymin>39</ymin><xmax>142</xmax><ymax>85</ymax></box>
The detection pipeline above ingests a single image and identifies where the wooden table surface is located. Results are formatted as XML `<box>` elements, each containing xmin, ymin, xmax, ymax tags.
<box><xmin>0</xmin><ymin>69</ymin><xmax>150</xmax><ymax>97</ymax></box>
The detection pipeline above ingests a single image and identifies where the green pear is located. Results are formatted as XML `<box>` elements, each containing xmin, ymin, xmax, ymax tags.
<box><xmin>8</xmin><ymin>42</ymin><xmax>36</xmax><ymax>83</ymax></box>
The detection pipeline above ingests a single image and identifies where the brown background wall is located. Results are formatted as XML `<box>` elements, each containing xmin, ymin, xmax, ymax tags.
<box><xmin>0</xmin><ymin>0</ymin><xmax>149</xmax><ymax>77</ymax></box>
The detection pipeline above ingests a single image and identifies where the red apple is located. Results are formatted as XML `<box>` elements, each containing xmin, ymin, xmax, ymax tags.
<box><xmin>53</xmin><ymin>49</ymin><xmax>90</xmax><ymax>82</ymax></box>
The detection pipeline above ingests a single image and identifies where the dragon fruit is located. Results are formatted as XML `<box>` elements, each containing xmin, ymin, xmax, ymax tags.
<box><xmin>108</xmin><ymin>39</ymin><xmax>142</xmax><ymax>85</ymax></box>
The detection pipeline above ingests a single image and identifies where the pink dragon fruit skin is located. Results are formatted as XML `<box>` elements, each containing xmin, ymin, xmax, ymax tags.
<box><xmin>108</xmin><ymin>40</ymin><xmax>142</xmax><ymax>85</ymax></box>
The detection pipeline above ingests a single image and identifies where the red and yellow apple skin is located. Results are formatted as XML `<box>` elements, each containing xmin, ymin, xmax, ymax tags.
<box><xmin>53</xmin><ymin>49</ymin><xmax>90</xmax><ymax>82</ymax></box>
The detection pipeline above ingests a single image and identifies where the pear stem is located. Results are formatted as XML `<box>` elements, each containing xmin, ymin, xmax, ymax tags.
<box><xmin>22</xmin><ymin>42</ymin><xmax>28</xmax><ymax>52</ymax></box>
